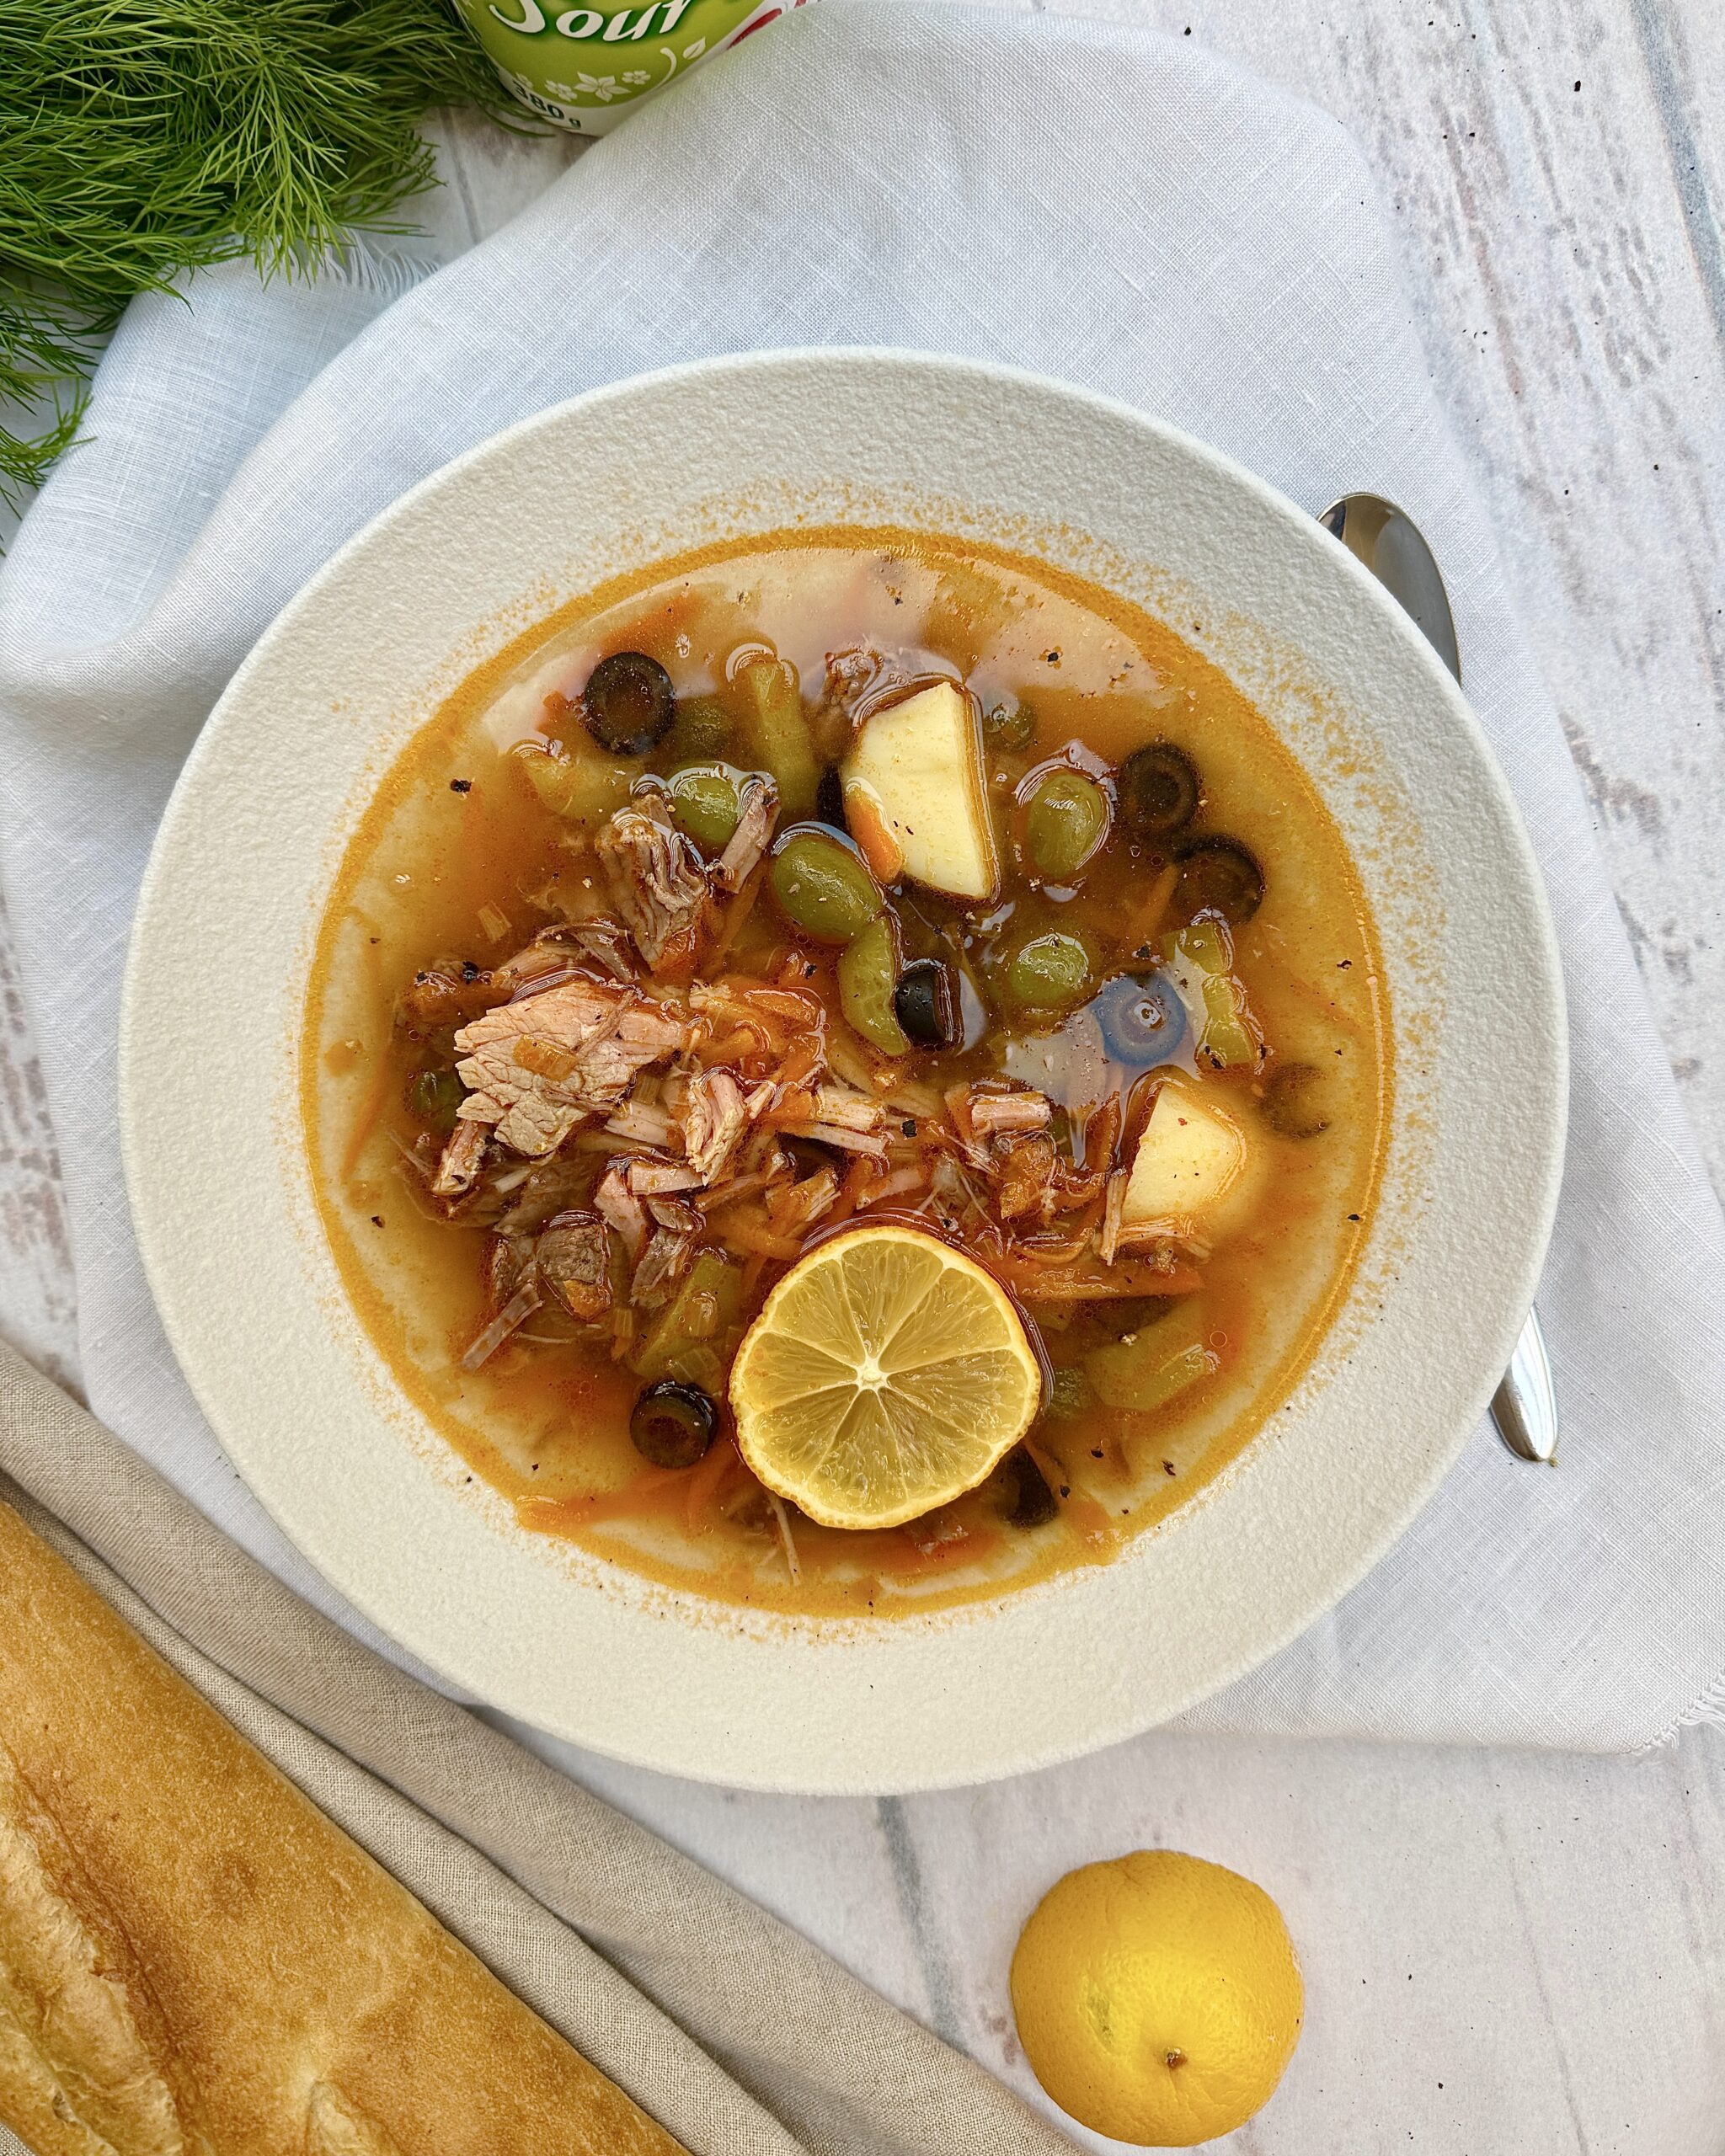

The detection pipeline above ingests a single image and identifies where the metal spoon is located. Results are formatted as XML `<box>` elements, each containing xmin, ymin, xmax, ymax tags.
<box><xmin>1319</xmin><ymin>493</ymin><xmax>1558</xmax><ymax>1465</ymax></box>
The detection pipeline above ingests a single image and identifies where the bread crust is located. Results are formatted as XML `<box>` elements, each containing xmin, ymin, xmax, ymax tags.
<box><xmin>0</xmin><ymin>1499</ymin><xmax>684</xmax><ymax>2155</ymax></box>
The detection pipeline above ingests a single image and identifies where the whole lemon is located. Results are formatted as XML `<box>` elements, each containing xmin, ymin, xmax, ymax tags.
<box><xmin>1009</xmin><ymin>1849</ymin><xmax>1303</xmax><ymax>2147</ymax></box>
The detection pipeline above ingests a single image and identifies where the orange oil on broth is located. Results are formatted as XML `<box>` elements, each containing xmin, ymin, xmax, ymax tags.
<box><xmin>303</xmin><ymin>527</ymin><xmax>1391</xmax><ymax>1620</ymax></box>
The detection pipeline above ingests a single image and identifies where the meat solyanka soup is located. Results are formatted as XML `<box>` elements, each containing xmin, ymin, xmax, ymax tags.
<box><xmin>305</xmin><ymin>530</ymin><xmax>1390</xmax><ymax>1617</ymax></box>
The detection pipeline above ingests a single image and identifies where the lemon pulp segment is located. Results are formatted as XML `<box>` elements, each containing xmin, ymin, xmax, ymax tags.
<box><xmin>728</xmin><ymin>1224</ymin><xmax>1042</xmax><ymax>1531</ymax></box>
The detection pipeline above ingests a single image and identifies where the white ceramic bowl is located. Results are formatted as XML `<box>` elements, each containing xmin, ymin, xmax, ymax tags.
<box><xmin>120</xmin><ymin>351</ymin><xmax>1565</xmax><ymax>1792</ymax></box>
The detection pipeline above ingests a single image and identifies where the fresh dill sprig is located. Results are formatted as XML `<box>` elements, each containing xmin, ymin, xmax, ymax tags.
<box><xmin>0</xmin><ymin>0</ymin><xmax>517</xmax><ymax>521</ymax></box>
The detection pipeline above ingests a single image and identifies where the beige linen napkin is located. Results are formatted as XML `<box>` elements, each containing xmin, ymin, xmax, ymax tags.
<box><xmin>0</xmin><ymin>1342</ymin><xmax>1074</xmax><ymax>2156</ymax></box>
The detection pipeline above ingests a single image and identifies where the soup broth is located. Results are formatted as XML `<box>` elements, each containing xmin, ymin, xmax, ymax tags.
<box><xmin>306</xmin><ymin>529</ymin><xmax>1390</xmax><ymax>1618</ymax></box>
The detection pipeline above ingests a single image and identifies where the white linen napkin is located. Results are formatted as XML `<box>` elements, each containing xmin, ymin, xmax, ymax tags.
<box><xmin>2</xmin><ymin>0</ymin><xmax>1722</xmax><ymax>1753</ymax></box>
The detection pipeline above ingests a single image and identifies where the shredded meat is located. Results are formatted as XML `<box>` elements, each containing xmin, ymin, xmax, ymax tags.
<box><xmin>483</xmin><ymin>1230</ymin><xmax>535</xmax><ymax>1310</ymax></box>
<box><xmin>398</xmin><ymin>967</ymin><xmax>492</xmax><ymax>1038</ymax></box>
<box><xmin>627</xmin><ymin>1158</ymin><xmax>702</xmax><ymax>1197</ymax></box>
<box><xmin>809</xmin><ymin>1082</ymin><xmax>889</xmax><ymax>1134</ymax></box>
<box><xmin>968</xmin><ymin>1086</ymin><xmax>1053</xmax><ymax>1140</ymax></box>
<box><xmin>431</xmin><ymin>1117</ymin><xmax>488</xmax><ymax>1199</ymax></box>
<box><xmin>779</xmin><ymin>1118</ymin><xmax>890</xmax><ymax>1160</ymax></box>
<box><xmin>461</xmin><ymin>1274</ymin><xmax>542</xmax><ymax>1370</ymax></box>
<box><xmin>569</xmin><ymin>921</ymin><xmax>637</xmax><ymax>981</ymax></box>
<box><xmin>681</xmin><ymin>1066</ymin><xmax>750</xmax><ymax>1183</ymax></box>
<box><xmin>536</xmin><ymin>1210</ymin><xmax>614</xmax><ymax>1322</ymax></box>
<box><xmin>490</xmin><ymin>1159</ymin><xmax>590</xmax><ymax>1235</ymax></box>
<box><xmin>715</xmin><ymin>776</ymin><xmax>779</xmax><ymax>892</ymax></box>
<box><xmin>605</xmin><ymin>1097</ymin><xmax>677</xmax><ymax>1148</ymax></box>
<box><xmin>817</xmin><ymin>646</ymin><xmax>916</xmax><ymax>734</ymax></box>
<box><xmin>994</xmin><ymin>1134</ymin><xmax>1060</xmax><ymax>1221</ymax></box>
<box><xmin>631</xmin><ymin>1226</ymin><xmax>695</xmax><ymax>1308</ymax></box>
<box><xmin>772</xmin><ymin>1165</ymin><xmax>841</xmax><ymax>1230</ymax></box>
<box><xmin>1099</xmin><ymin>1168</ymin><xmax>1129</xmax><ymax>1266</ymax></box>
<box><xmin>596</xmin><ymin>792</ymin><xmax>713</xmax><ymax>973</ymax></box>
<box><xmin>594</xmin><ymin>1160</ymin><xmax>649</xmax><ymax>1258</ymax></box>
<box><xmin>454</xmin><ymin>980</ymin><xmax>690</xmax><ymax>1157</ymax></box>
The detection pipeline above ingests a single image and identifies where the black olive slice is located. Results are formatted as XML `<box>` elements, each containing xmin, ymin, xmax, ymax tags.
<box><xmin>1261</xmin><ymin>1061</ymin><xmax>1332</xmax><ymax>1139</ymax></box>
<box><xmin>629</xmin><ymin>1380</ymin><xmax>717</xmax><ymax>1468</ymax></box>
<box><xmin>814</xmin><ymin>763</ymin><xmax>847</xmax><ymax>830</ymax></box>
<box><xmin>1173</xmin><ymin>835</ymin><xmax>1265</xmax><ymax>926</ymax></box>
<box><xmin>1002</xmin><ymin>1449</ymin><xmax>1060</xmax><ymax>1529</ymax></box>
<box><xmin>1119</xmin><ymin>742</ymin><xmax>1201</xmax><ymax>836</ymax></box>
<box><xmin>583</xmin><ymin>651</ymin><xmax>677</xmax><ymax>756</ymax></box>
<box><xmin>893</xmin><ymin>958</ymin><xmax>959</xmax><ymax>1048</ymax></box>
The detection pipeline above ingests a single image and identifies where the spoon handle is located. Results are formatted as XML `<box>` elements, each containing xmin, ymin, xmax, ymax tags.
<box><xmin>1316</xmin><ymin>494</ymin><xmax>1558</xmax><ymax>1467</ymax></box>
<box><xmin>1491</xmin><ymin>1308</ymin><xmax>1559</xmax><ymax>1464</ymax></box>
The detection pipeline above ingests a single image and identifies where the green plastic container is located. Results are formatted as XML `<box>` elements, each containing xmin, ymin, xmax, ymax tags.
<box><xmin>453</xmin><ymin>0</ymin><xmax>808</xmax><ymax>134</ymax></box>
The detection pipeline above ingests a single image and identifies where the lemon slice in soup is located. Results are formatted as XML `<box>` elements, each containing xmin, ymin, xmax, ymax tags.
<box><xmin>729</xmin><ymin>1225</ymin><xmax>1041</xmax><ymax>1530</ymax></box>
<box><xmin>841</xmin><ymin>681</ymin><xmax>1000</xmax><ymax>902</ymax></box>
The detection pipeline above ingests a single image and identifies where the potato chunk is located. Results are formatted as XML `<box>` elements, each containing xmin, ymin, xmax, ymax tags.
<box><xmin>841</xmin><ymin>682</ymin><xmax>999</xmax><ymax>902</ymax></box>
<box><xmin>1121</xmin><ymin>1078</ymin><xmax>1247</xmax><ymax>1229</ymax></box>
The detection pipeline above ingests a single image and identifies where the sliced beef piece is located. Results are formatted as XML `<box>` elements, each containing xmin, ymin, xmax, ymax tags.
<box><xmin>596</xmin><ymin>792</ymin><xmax>713</xmax><ymax>974</ymax></box>
<box><xmin>680</xmin><ymin>1066</ymin><xmax>750</xmax><ymax>1184</ymax></box>
<box><xmin>431</xmin><ymin>1117</ymin><xmax>488</xmax><ymax>1199</ymax></box>
<box><xmin>453</xmin><ymin>979</ymin><xmax>690</xmax><ymax>1157</ymax></box>
<box><xmin>536</xmin><ymin>1210</ymin><xmax>615</xmax><ymax>1323</ymax></box>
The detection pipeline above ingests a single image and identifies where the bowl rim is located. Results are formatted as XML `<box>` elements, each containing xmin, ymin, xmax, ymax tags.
<box><xmin>120</xmin><ymin>345</ymin><xmax>1567</xmax><ymax>1790</ymax></box>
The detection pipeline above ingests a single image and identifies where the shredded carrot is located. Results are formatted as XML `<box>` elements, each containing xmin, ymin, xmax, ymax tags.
<box><xmin>685</xmin><ymin>1438</ymin><xmax>740</xmax><ymax>1536</ymax></box>
<box><xmin>820</xmin><ymin>1186</ymin><xmax>859</xmax><ymax>1232</ymax></box>
<box><xmin>767</xmin><ymin>1491</ymin><xmax>803</xmax><ymax>1581</ymax></box>
<box><xmin>839</xmin><ymin>1155</ymin><xmax>889</xmax><ymax>1211</ymax></box>
<box><xmin>697</xmin><ymin>1025</ymin><xmax>764</xmax><ymax>1064</ymax></box>
<box><xmin>765</xmin><ymin>1083</ymin><xmax>818</xmax><ymax>1126</ymax></box>
<box><xmin>997</xmin><ymin>1259</ymin><xmax>1205</xmax><ymax>1301</ymax></box>
<box><xmin>723</xmin><ymin>1220</ymin><xmax>804</xmax><ymax>1261</ymax></box>
<box><xmin>1062</xmin><ymin>1492</ymin><xmax>1122</xmax><ymax>1555</ymax></box>
<box><xmin>873</xmin><ymin>1521</ymin><xmax>1007</xmax><ymax>1575</ymax></box>
<box><xmin>340</xmin><ymin>1053</ymin><xmax>402</xmax><ymax>1182</ymax></box>
<box><xmin>860</xmin><ymin>1165</ymin><xmax>930</xmax><ymax>1208</ymax></box>
<box><xmin>519</xmin><ymin>1465</ymin><xmax>690</xmax><ymax>1531</ymax></box>
<box><xmin>752</xmin><ymin>986</ymin><xmax>824</xmax><ymax>1024</ymax></box>
<box><xmin>1126</xmin><ymin>861</ymin><xmax>1180</xmax><ymax>950</ymax></box>
<box><xmin>777</xmin><ymin>1040</ymin><xmax>823</xmax><ymax>1088</ymax></box>
<box><xmin>702</xmin><ymin>862</ymin><xmax>766</xmax><ymax>971</ymax></box>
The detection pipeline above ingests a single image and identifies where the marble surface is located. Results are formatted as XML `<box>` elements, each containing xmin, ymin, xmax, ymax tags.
<box><xmin>2</xmin><ymin>3</ymin><xmax>1722</xmax><ymax>2149</ymax></box>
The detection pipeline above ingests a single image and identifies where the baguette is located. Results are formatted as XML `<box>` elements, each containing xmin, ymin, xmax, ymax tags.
<box><xmin>0</xmin><ymin>1497</ymin><xmax>684</xmax><ymax>2156</ymax></box>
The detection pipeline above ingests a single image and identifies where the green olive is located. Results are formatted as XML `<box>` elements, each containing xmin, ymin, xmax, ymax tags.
<box><xmin>1022</xmin><ymin>768</ymin><xmax>1109</xmax><ymax>882</ymax></box>
<box><xmin>985</xmin><ymin>697</ymin><xmax>1037</xmax><ymax>751</ymax></box>
<box><xmin>406</xmin><ymin>1066</ymin><xmax>463</xmax><ymax>1137</ymax></box>
<box><xmin>1002</xmin><ymin>928</ymin><xmax>1097</xmax><ymax>1013</ymax></box>
<box><xmin>668</xmin><ymin>766</ymin><xmax>742</xmax><ymax>851</ymax></box>
<box><xmin>838</xmin><ymin>916</ymin><xmax>911</xmax><ymax>1055</ymax></box>
<box><xmin>768</xmin><ymin>829</ymin><xmax>884</xmax><ymax>945</ymax></box>
<box><xmin>1044</xmin><ymin>1365</ymin><xmax>1095</xmax><ymax>1420</ymax></box>
<box><xmin>662</xmin><ymin>694</ymin><xmax>733</xmax><ymax>763</ymax></box>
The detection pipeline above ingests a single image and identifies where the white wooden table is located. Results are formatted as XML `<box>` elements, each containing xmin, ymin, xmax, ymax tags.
<box><xmin>3</xmin><ymin>3</ymin><xmax>1722</xmax><ymax>2148</ymax></box>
